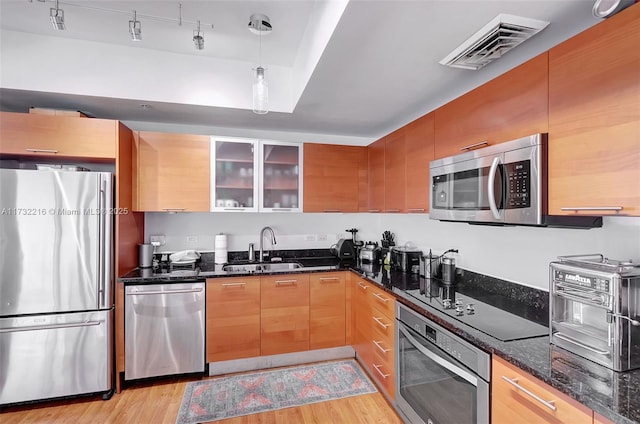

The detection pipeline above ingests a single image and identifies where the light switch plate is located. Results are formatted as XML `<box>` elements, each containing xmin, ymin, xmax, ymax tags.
<box><xmin>150</xmin><ymin>235</ymin><xmax>165</xmax><ymax>245</ymax></box>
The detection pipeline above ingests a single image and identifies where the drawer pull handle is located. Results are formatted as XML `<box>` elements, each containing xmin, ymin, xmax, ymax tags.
<box><xmin>560</xmin><ymin>206</ymin><xmax>623</xmax><ymax>212</ymax></box>
<box><xmin>460</xmin><ymin>141</ymin><xmax>489</xmax><ymax>151</ymax></box>
<box><xmin>323</xmin><ymin>209</ymin><xmax>342</xmax><ymax>213</ymax></box>
<box><xmin>223</xmin><ymin>208</ymin><xmax>246</xmax><ymax>211</ymax></box>
<box><xmin>275</xmin><ymin>280</ymin><xmax>297</xmax><ymax>285</ymax></box>
<box><xmin>407</xmin><ymin>208</ymin><xmax>425</xmax><ymax>213</ymax></box>
<box><xmin>162</xmin><ymin>208</ymin><xmax>186</xmax><ymax>212</ymax></box>
<box><xmin>501</xmin><ymin>376</ymin><xmax>557</xmax><ymax>411</ymax></box>
<box><xmin>368</xmin><ymin>209</ymin><xmax>381</xmax><ymax>213</ymax></box>
<box><xmin>385</xmin><ymin>209</ymin><xmax>400</xmax><ymax>213</ymax></box>
<box><xmin>373</xmin><ymin>316</ymin><xmax>390</xmax><ymax>329</ymax></box>
<box><xmin>319</xmin><ymin>277</ymin><xmax>339</xmax><ymax>282</ymax></box>
<box><xmin>372</xmin><ymin>293</ymin><xmax>390</xmax><ymax>303</ymax></box>
<box><xmin>26</xmin><ymin>148</ymin><xmax>59</xmax><ymax>154</ymax></box>
<box><xmin>221</xmin><ymin>282</ymin><xmax>246</xmax><ymax>287</ymax></box>
<box><xmin>373</xmin><ymin>340</ymin><xmax>390</xmax><ymax>353</ymax></box>
<box><xmin>372</xmin><ymin>364</ymin><xmax>389</xmax><ymax>379</ymax></box>
<box><xmin>357</xmin><ymin>282</ymin><xmax>369</xmax><ymax>290</ymax></box>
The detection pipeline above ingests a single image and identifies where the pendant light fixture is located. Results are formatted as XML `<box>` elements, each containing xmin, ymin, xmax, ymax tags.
<box><xmin>193</xmin><ymin>20</ymin><xmax>204</xmax><ymax>50</ymax></box>
<box><xmin>129</xmin><ymin>10</ymin><xmax>142</xmax><ymax>41</ymax></box>
<box><xmin>248</xmin><ymin>14</ymin><xmax>272</xmax><ymax>114</ymax></box>
<box><xmin>49</xmin><ymin>0</ymin><xmax>65</xmax><ymax>30</ymax></box>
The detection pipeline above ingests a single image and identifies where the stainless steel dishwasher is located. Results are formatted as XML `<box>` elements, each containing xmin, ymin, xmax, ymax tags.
<box><xmin>125</xmin><ymin>281</ymin><xmax>205</xmax><ymax>380</ymax></box>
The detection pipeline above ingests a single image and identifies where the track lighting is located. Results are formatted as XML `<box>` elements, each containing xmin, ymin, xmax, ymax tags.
<box><xmin>49</xmin><ymin>0</ymin><xmax>65</xmax><ymax>30</ymax></box>
<box><xmin>193</xmin><ymin>20</ymin><xmax>204</xmax><ymax>50</ymax></box>
<box><xmin>129</xmin><ymin>10</ymin><xmax>142</xmax><ymax>41</ymax></box>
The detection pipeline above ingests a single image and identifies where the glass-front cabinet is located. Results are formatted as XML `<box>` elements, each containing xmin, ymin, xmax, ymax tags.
<box><xmin>210</xmin><ymin>137</ymin><xmax>259</xmax><ymax>211</ymax></box>
<box><xmin>210</xmin><ymin>137</ymin><xmax>302</xmax><ymax>212</ymax></box>
<box><xmin>260</xmin><ymin>141</ymin><xmax>302</xmax><ymax>212</ymax></box>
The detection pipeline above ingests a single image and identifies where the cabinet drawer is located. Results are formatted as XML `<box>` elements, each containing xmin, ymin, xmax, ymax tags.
<box><xmin>368</xmin><ymin>286</ymin><xmax>395</xmax><ymax>319</ymax></box>
<box><xmin>369</xmin><ymin>331</ymin><xmax>394</xmax><ymax>368</ymax></box>
<box><xmin>492</xmin><ymin>356</ymin><xmax>592</xmax><ymax>424</ymax></box>
<box><xmin>369</xmin><ymin>358</ymin><xmax>395</xmax><ymax>399</ymax></box>
<box><xmin>370</xmin><ymin>306</ymin><xmax>394</xmax><ymax>339</ymax></box>
<box><xmin>261</xmin><ymin>274</ymin><xmax>310</xmax><ymax>308</ymax></box>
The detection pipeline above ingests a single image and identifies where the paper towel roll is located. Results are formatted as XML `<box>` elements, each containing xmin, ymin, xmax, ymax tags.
<box><xmin>215</xmin><ymin>233</ymin><xmax>228</xmax><ymax>264</ymax></box>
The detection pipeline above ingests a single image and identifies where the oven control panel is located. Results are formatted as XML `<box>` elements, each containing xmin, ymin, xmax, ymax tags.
<box><xmin>553</xmin><ymin>269</ymin><xmax>610</xmax><ymax>293</ymax></box>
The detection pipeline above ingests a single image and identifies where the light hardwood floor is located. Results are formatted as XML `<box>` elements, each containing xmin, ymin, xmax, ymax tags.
<box><xmin>1</xmin><ymin>368</ymin><xmax>403</xmax><ymax>424</ymax></box>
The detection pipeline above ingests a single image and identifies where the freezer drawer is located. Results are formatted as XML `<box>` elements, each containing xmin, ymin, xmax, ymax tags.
<box><xmin>125</xmin><ymin>282</ymin><xmax>205</xmax><ymax>380</ymax></box>
<box><xmin>0</xmin><ymin>309</ymin><xmax>113</xmax><ymax>405</ymax></box>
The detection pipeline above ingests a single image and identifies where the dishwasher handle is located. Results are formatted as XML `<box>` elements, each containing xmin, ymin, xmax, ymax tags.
<box><xmin>126</xmin><ymin>287</ymin><xmax>204</xmax><ymax>296</ymax></box>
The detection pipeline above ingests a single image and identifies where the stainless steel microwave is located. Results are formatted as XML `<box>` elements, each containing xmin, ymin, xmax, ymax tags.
<box><xmin>429</xmin><ymin>134</ymin><xmax>602</xmax><ymax>228</ymax></box>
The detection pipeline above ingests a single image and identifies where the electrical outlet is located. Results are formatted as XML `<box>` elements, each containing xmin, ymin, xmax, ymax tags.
<box><xmin>317</xmin><ymin>234</ymin><xmax>328</xmax><ymax>241</ymax></box>
<box><xmin>150</xmin><ymin>235</ymin><xmax>165</xmax><ymax>245</ymax></box>
<box><xmin>186</xmin><ymin>235</ymin><xmax>198</xmax><ymax>244</ymax></box>
<box><xmin>304</xmin><ymin>234</ymin><xmax>316</xmax><ymax>242</ymax></box>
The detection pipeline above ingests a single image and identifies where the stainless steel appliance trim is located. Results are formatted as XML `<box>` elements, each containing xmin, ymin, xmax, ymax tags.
<box><xmin>398</xmin><ymin>323</ymin><xmax>478</xmax><ymax>386</ymax></box>
<box><xmin>560</xmin><ymin>206</ymin><xmax>623</xmax><ymax>211</ymax></box>
<box><xmin>0</xmin><ymin>320</ymin><xmax>100</xmax><ymax>333</ymax></box>
<box><xmin>26</xmin><ymin>148</ymin><xmax>58</xmax><ymax>153</ymax></box>
<box><xmin>554</xmin><ymin>332</ymin><xmax>610</xmax><ymax>355</ymax></box>
<box><xmin>126</xmin><ymin>288</ymin><xmax>204</xmax><ymax>295</ymax></box>
<box><xmin>500</xmin><ymin>376</ymin><xmax>557</xmax><ymax>411</ymax></box>
<box><xmin>460</xmin><ymin>141</ymin><xmax>489</xmax><ymax>151</ymax></box>
<box><xmin>487</xmin><ymin>156</ymin><xmax>502</xmax><ymax>220</ymax></box>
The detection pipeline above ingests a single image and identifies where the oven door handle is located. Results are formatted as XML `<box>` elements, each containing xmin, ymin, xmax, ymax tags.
<box><xmin>398</xmin><ymin>323</ymin><xmax>478</xmax><ymax>386</ymax></box>
<box><xmin>487</xmin><ymin>156</ymin><xmax>502</xmax><ymax>220</ymax></box>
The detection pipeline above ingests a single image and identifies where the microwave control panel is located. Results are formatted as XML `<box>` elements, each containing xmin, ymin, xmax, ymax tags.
<box><xmin>505</xmin><ymin>160</ymin><xmax>530</xmax><ymax>209</ymax></box>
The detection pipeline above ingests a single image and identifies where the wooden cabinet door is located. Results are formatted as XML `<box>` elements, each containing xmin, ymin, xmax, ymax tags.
<box><xmin>303</xmin><ymin>144</ymin><xmax>363</xmax><ymax>212</ymax></box>
<box><xmin>353</xmin><ymin>278</ymin><xmax>372</xmax><ymax>364</ymax></box>
<box><xmin>405</xmin><ymin>113</ymin><xmax>435</xmax><ymax>213</ymax></box>
<box><xmin>434</xmin><ymin>53</ymin><xmax>548</xmax><ymax>159</ymax></box>
<box><xmin>260</xmin><ymin>274</ymin><xmax>310</xmax><ymax>355</ymax></box>
<box><xmin>357</xmin><ymin>147</ymin><xmax>369</xmax><ymax>212</ymax></box>
<box><xmin>134</xmin><ymin>131</ymin><xmax>210</xmax><ymax>212</ymax></box>
<box><xmin>309</xmin><ymin>272</ymin><xmax>346</xmax><ymax>349</ymax></box>
<box><xmin>206</xmin><ymin>277</ymin><xmax>261</xmax><ymax>362</ymax></box>
<box><xmin>0</xmin><ymin>112</ymin><xmax>117</xmax><ymax>159</ymax></box>
<box><xmin>548</xmin><ymin>5</ymin><xmax>640</xmax><ymax>216</ymax></box>
<box><xmin>384</xmin><ymin>128</ymin><xmax>406</xmax><ymax>213</ymax></box>
<box><xmin>367</xmin><ymin>138</ymin><xmax>386</xmax><ymax>212</ymax></box>
<box><xmin>492</xmin><ymin>356</ymin><xmax>592</xmax><ymax>424</ymax></box>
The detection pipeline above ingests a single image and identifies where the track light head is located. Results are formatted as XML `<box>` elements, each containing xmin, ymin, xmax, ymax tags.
<box><xmin>129</xmin><ymin>11</ymin><xmax>142</xmax><ymax>41</ymax></box>
<box><xmin>49</xmin><ymin>6</ymin><xmax>65</xmax><ymax>30</ymax></box>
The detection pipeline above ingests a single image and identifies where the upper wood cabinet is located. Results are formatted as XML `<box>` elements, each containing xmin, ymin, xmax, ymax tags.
<box><xmin>405</xmin><ymin>113</ymin><xmax>435</xmax><ymax>213</ymax></box>
<box><xmin>548</xmin><ymin>4</ymin><xmax>640</xmax><ymax>216</ymax></box>
<box><xmin>367</xmin><ymin>137</ymin><xmax>386</xmax><ymax>212</ymax></box>
<box><xmin>434</xmin><ymin>53</ymin><xmax>549</xmax><ymax>159</ymax></box>
<box><xmin>133</xmin><ymin>131</ymin><xmax>210</xmax><ymax>212</ymax></box>
<box><xmin>303</xmin><ymin>143</ymin><xmax>365</xmax><ymax>212</ymax></box>
<box><xmin>0</xmin><ymin>112</ymin><xmax>117</xmax><ymax>159</ymax></box>
<box><xmin>492</xmin><ymin>356</ymin><xmax>592</xmax><ymax>424</ymax></box>
<box><xmin>384</xmin><ymin>128</ymin><xmax>406</xmax><ymax>213</ymax></box>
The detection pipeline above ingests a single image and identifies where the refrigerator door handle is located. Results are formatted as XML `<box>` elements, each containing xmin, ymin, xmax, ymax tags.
<box><xmin>0</xmin><ymin>321</ymin><xmax>101</xmax><ymax>333</ymax></box>
<box><xmin>97</xmin><ymin>177</ymin><xmax>105</xmax><ymax>308</ymax></box>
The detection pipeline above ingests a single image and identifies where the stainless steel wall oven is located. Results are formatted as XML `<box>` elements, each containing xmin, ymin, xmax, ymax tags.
<box><xmin>396</xmin><ymin>304</ymin><xmax>490</xmax><ymax>424</ymax></box>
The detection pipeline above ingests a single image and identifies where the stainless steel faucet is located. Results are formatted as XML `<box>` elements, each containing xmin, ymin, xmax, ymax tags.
<box><xmin>259</xmin><ymin>226</ymin><xmax>277</xmax><ymax>261</ymax></box>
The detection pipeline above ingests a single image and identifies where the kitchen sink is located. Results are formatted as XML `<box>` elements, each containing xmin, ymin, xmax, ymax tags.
<box><xmin>222</xmin><ymin>261</ymin><xmax>304</xmax><ymax>273</ymax></box>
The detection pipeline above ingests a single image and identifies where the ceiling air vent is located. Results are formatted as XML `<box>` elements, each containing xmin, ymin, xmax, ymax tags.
<box><xmin>440</xmin><ymin>14</ymin><xmax>550</xmax><ymax>70</ymax></box>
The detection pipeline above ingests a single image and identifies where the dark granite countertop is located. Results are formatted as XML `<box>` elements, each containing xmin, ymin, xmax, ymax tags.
<box><xmin>118</xmin><ymin>250</ymin><xmax>639</xmax><ymax>423</ymax></box>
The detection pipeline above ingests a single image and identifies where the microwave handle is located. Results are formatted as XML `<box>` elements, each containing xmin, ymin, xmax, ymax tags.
<box><xmin>488</xmin><ymin>157</ymin><xmax>502</xmax><ymax>220</ymax></box>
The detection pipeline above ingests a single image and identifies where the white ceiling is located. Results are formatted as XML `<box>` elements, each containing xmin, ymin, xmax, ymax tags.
<box><xmin>0</xmin><ymin>0</ymin><xmax>601</xmax><ymax>142</ymax></box>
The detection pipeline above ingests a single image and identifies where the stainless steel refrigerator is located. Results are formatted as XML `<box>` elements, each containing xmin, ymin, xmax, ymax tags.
<box><xmin>0</xmin><ymin>169</ymin><xmax>114</xmax><ymax>405</ymax></box>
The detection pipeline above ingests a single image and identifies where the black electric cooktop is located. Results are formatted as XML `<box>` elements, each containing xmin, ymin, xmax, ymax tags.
<box><xmin>404</xmin><ymin>280</ymin><xmax>548</xmax><ymax>342</ymax></box>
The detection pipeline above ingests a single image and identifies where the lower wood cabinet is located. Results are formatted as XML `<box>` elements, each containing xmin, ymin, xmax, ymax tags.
<box><xmin>352</xmin><ymin>275</ymin><xmax>396</xmax><ymax>399</ymax></box>
<box><xmin>206</xmin><ymin>277</ymin><xmax>261</xmax><ymax>362</ymax></box>
<box><xmin>310</xmin><ymin>272</ymin><xmax>346</xmax><ymax>349</ymax></box>
<box><xmin>492</xmin><ymin>356</ymin><xmax>592</xmax><ymax>424</ymax></box>
<box><xmin>260</xmin><ymin>274</ymin><xmax>310</xmax><ymax>355</ymax></box>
